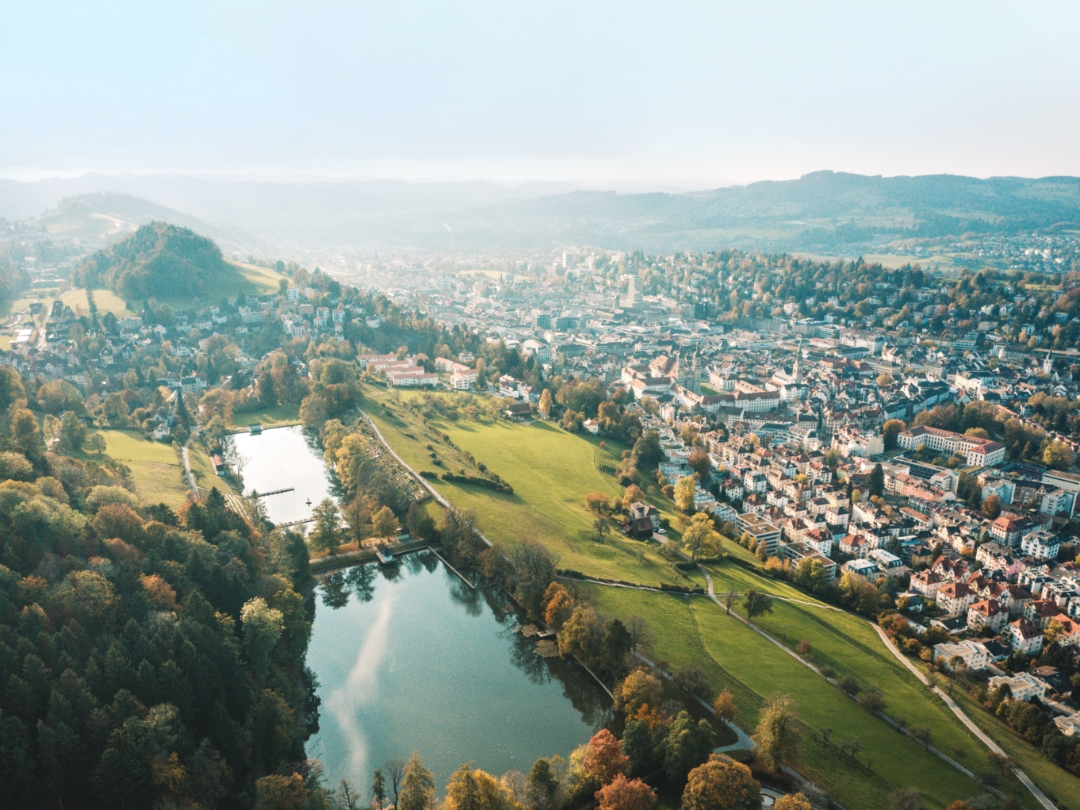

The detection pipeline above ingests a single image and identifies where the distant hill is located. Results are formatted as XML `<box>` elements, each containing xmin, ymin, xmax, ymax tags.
<box><xmin>26</xmin><ymin>192</ymin><xmax>267</xmax><ymax>252</ymax></box>
<box><xmin>5</xmin><ymin>171</ymin><xmax>1080</xmax><ymax>254</ymax></box>
<box><xmin>74</xmin><ymin>222</ymin><xmax>240</xmax><ymax>301</ymax></box>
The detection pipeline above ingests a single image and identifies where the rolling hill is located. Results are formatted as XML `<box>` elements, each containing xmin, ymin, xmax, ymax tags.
<box><xmin>73</xmin><ymin>222</ymin><xmax>283</xmax><ymax>304</ymax></box>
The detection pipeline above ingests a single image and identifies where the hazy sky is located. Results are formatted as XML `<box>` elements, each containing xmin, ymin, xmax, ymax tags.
<box><xmin>3</xmin><ymin>1</ymin><xmax>1079</xmax><ymax>186</ymax></box>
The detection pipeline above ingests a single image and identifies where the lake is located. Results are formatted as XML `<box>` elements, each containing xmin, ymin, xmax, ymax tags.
<box><xmin>230</xmin><ymin>425</ymin><xmax>334</xmax><ymax>525</ymax></box>
<box><xmin>306</xmin><ymin>552</ymin><xmax>612</xmax><ymax>793</ymax></box>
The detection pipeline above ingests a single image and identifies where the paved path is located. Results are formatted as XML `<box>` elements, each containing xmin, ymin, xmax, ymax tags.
<box><xmin>180</xmin><ymin>445</ymin><xmax>199</xmax><ymax>498</ymax></box>
<box><xmin>869</xmin><ymin>622</ymin><xmax>1057</xmax><ymax>810</ymax></box>
<box><xmin>358</xmin><ymin>408</ymin><xmax>493</xmax><ymax>548</ymax></box>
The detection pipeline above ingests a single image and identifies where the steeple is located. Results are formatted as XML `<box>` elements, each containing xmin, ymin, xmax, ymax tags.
<box><xmin>1043</xmin><ymin>351</ymin><xmax>1054</xmax><ymax>375</ymax></box>
<box><xmin>792</xmin><ymin>337</ymin><xmax>804</xmax><ymax>385</ymax></box>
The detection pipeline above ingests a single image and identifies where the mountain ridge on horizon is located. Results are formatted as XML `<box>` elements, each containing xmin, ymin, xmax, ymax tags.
<box><xmin>4</xmin><ymin>170</ymin><xmax>1080</xmax><ymax>255</ymax></box>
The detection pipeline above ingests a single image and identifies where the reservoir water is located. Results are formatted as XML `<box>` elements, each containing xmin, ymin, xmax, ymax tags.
<box><xmin>306</xmin><ymin>553</ymin><xmax>612</xmax><ymax>793</ymax></box>
<box><xmin>230</xmin><ymin>425</ymin><xmax>334</xmax><ymax>524</ymax></box>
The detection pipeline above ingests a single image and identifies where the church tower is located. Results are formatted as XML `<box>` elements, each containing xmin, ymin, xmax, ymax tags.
<box><xmin>1043</xmin><ymin>352</ymin><xmax>1054</xmax><ymax>375</ymax></box>
<box><xmin>792</xmin><ymin>338</ymin><xmax>804</xmax><ymax>385</ymax></box>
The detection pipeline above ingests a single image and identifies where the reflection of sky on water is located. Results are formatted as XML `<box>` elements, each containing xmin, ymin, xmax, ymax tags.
<box><xmin>230</xmin><ymin>426</ymin><xmax>333</xmax><ymax>525</ymax></box>
<box><xmin>306</xmin><ymin>553</ymin><xmax>611</xmax><ymax>792</ymax></box>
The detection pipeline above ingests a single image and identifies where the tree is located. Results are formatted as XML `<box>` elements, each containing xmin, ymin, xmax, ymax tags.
<box><xmin>60</xmin><ymin>411</ymin><xmax>87</xmax><ymax>452</ymax></box>
<box><xmin>861</xmin><ymin>686</ymin><xmax>886</xmax><ymax>715</ymax></box>
<box><xmin>680</xmin><ymin>754</ymin><xmax>761</xmax><ymax>810</ymax></box>
<box><xmin>372</xmin><ymin>769</ymin><xmax>387</xmax><ymax>810</ymax></box>
<box><xmin>398</xmin><ymin>751</ymin><xmax>435</xmax><ymax>810</ymax></box>
<box><xmin>674</xmin><ymin>476</ymin><xmax>697</xmax><ymax>512</ymax></box>
<box><xmin>583</xmin><ymin>729</ymin><xmax>628</xmax><ymax>785</ymax></box>
<box><xmin>886</xmin><ymin>788</ymin><xmax>922</xmax><ymax>810</ymax></box>
<box><xmin>558</xmin><ymin>605</ymin><xmax>605</xmax><ymax>666</ymax></box>
<box><xmin>87</xmin><ymin>432</ymin><xmax>107</xmax><ymax>455</ymax></box>
<box><xmin>713</xmin><ymin>690</ymin><xmax>738</xmax><ymax>722</ymax></box>
<box><xmin>673</xmin><ymin>666</ymin><xmax>710</xmax><ymax>700</ymax></box>
<box><xmin>1043</xmin><ymin>440</ymin><xmax>1075</xmax><ymax>470</ymax></box>
<box><xmin>775</xmin><ymin>795</ymin><xmax>812</xmax><ymax>810</ymax></box>
<box><xmin>911</xmin><ymin>726</ymin><xmax>932</xmax><ymax>751</ymax></box>
<box><xmin>596</xmin><ymin>775</ymin><xmax>655</xmax><ymax>810</ymax></box>
<box><xmin>682</xmin><ymin>512</ymin><xmax>720</xmax><ymax>560</ymax></box>
<box><xmin>663</xmin><ymin>711</ymin><xmax>714</xmax><ymax>781</ymax></box>
<box><xmin>985</xmin><ymin>752</ymin><xmax>1015</xmax><ymax>776</ymax></box>
<box><xmin>443</xmin><ymin>763</ymin><xmax>519</xmax><ymax>810</ymax></box>
<box><xmin>621</xmin><ymin>720</ymin><xmax>656</xmax><ymax>773</ymax></box>
<box><xmin>743</xmin><ymin>590</ymin><xmax>774</xmax><ymax>625</ymax></box>
<box><xmin>539</xmin><ymin>389</ymin><xmax>553</xmax><ymax>418</ymax></box>
<box><xmin>753</xmin><ymin>694</ymin><xmax>801</xmax><ymax>771</ymax></box>
<box><xmin>256</xmin><ymin>773</ymin><xmax>311</xmax><ymax>810</ymax></box>
<box><xmin>616</xmin><ymin>668</ymin><xmax>664</xmax><ymax>718</ymax></box>
<box><xmin>981</xmin><ymin>494</ymin><xmax>1002</xmax><ymax>520</ymax></box>
<box><xmin>796</xmin><ymin>640</ymin><xmax>813</xmax><ymax>662</ymax></box>
<box><xmin>723</xmin><ymin>590</ymin><xmax>738</xmax><ymax>615</ymax></box>
<box><xmin>241</xmin><ymin>596</ymin><xmax>284</xmax><ymax>687</ymax></box>
<box><xmin>687</xmin><ymin>449</ymin><xmax>711</xmax><ymax>481</ymax></box>
<box><xmin>525</xmin><ymin>759</ymin><xmax>559</xmax><ymax>810</ymax></box>
<box><xmin>601</xmin><ymin>619</ymin><xmax>633</xmax><ymax>677</ymax></box>
<box><xmin>543</xmin><ymin>584</ymin><xmax>575</xmax><ymax>631</ymax></box>
<box><xmin>385</xmin><ymin>760</ymin><xmax>406</xmax><ymax>809</ymax></box>
<box><xmin>868</xmin><ymin>463</ymin><xmax>885</xmax><ymax>498</ymax></box>
<box><xmin>336</xmin><ymin>779</ymin><xmax>361</xmax><ymax>810</ymax></box>
<box><xmin>311</xmin><ymin>498</ymin><xmax>342</xmax><ymax>555</ymax></box>
<box><xmin>372</xmin><ymin>505</ymin><xmax>400</xmax><ymax>539</ymax></box>
<box><xmin>594</xmin><ymin>517</ymin><xmax>611</xmax><ymax>543</ymax></box>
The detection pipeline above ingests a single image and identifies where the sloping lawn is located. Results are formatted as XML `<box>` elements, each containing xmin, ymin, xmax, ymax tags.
<box><xmin>92</xmin><ymin>429</ymin><xmax>190</xmax><ymax>508</ymax></box>
<box><xmin>586</xmin><ymin>585</ymin><xmax>994</xmax><ymax>810</ymax></box>
<box><xmin>364</xmin><ymin>394</ymin><xmax>688</xmax><ymax>587</ymax></box>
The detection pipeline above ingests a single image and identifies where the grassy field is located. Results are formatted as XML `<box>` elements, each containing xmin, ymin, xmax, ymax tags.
<box><xmin>587</xmin><ymin>586</ymin><xmax>992</xmax><ymax>810</ymax></box>
<box><xmin>61</xmin><ymin>288</ymin><xmax>132</xmax><ymax>317</ymax></box>
<box><xmin>228</xmin><ymin>404</ymin><xmax>301</xmax><ymax>431</ymax></box>
<box><xmin>363</xmin><ymin>390</ymin><xmax>690</xmax><ymax>587</ymax></box>
<box><xmin>92</xmin><ymin>429</ymin><xmax>190</xmax><ymax>509</ymax></box>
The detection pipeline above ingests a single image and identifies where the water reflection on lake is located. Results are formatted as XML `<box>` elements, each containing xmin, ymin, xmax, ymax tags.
<box><xmin>306</xmin><ymin>552</ymin><xmax>612</xmax><ymax>793</ymax></box>
<box><xmin>230</xmin><ymin>426</ymin><xmax>333</xmax><ymax>525</ymax></box>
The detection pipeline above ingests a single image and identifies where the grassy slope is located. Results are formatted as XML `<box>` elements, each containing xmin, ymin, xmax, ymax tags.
<box><xmin>61</xmin><ymin>288</ymin><xmax>131</xmax><ymax>317</ymax></box>
<box><xmin>92</xmin><ymin>429</ymin><xmax>190</xmax><ymax>509</ymax></box>
<box><xmin>588</xmin><ymin>586</ymin><xmax>988</xmax><ymax>810</ymax></box>
<box><xmin>363</xmin><ymin>392</ymin><xmax>688</xmax><ymax>587</ymax></box>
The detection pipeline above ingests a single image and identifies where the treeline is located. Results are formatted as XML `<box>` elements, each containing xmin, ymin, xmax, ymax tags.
<box><xmin>0</xmin><ymin>365</ymin><xmax>320</xmax><ymax>809</ymax></box>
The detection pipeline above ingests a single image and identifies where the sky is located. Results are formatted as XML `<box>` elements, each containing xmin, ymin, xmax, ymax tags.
<box><xmin>2</xmin><ymin>1</ymin><xmax>1079</xmax><ymax>188</ymax></box>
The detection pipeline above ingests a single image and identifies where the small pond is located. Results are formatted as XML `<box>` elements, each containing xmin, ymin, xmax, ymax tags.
<box><xmin>306</xmin><ymin>552</ymin><xmax>612</xmax><ymax>792</ymax></box>
<box><xmin>230</xmin><ymin>425</ymin><xmax>334</xmax><ymax>525</ymax></box>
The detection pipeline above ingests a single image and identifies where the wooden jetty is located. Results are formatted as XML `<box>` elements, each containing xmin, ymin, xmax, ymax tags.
<box><xmin>252</xmin><ymin>487</ymin><xmax>294</xmax><ymax>498</ymax></box>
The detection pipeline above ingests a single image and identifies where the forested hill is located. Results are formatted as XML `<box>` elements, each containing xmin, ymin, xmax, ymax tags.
<box><xmin>5</xmin><ymin>171</ymin><xmax>1080</xmax><ymax>253</ymax></box>
<box><xmin>0</xmin><ymin>366</ymin><xmax>319</xmax><ymax>809</ymax></box>
<box><xmin>74</xmin><ymin>222</ymin><xmax>239</xmax><ymax>301</ymax></box>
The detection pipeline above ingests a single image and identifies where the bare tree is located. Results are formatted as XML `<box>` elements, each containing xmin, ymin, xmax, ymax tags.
<box><xmin>624</xmin><ymin>614</ymin><xmax>652</xmax><ymax>654</ymax></box>
<box><xmin>723</xmin><ymin>589</ymin><xmax>738</xmax><ymax>615</ymax></box>
<box><xmin>818</xmin><ymin>726</ymin><xmax>833</xmax><ymax>746</ymax></box>
<box><xmin>335</xmin><ymin>779</ymin><xmax>359</xmax><ymax>810</ymax></box>
<box><xmin>384</xmin><ymin>759</ymin><xmax>406</xmax><ymax>809</ymax></box>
